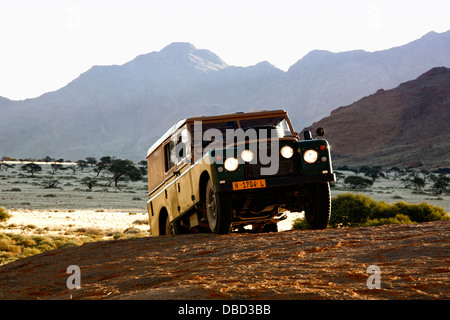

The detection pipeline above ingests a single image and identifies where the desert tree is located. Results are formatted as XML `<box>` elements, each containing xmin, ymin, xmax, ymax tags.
<box><xmin>107</xmin><ymin>159</ymin><xmax>142</xmax><ymax>188</ymax></box>
<box><xmin>94</xmin><ymin>156</ymin><xmax>112</xmax><ymax>176</ymax></box>
<box><xmin>0</xmin><ymin>162</ymin><xmax>14</xmax><ymax>171</ymax></box>
<box><xmin>42</xmin><ymin>156</ymin><xmax>52</xmax><ymax>163</ymax></box>
<box><xmin>411</xmin><ymin>177</ymin><xmax>425</xmax><ymax>192</ymax></box>
<box><xmin>81</xmin><ymin>177</ymin><xmax>98</xmax><ymax>190</ymax></box>
<box><xmin>360</xmin><ymin>166</ymin><xmax>384</xmax><ymax>182</ymax></box>
<box><xmin>21</xmin><ymin>163</ymin><xmax>42</xmax><ymax>177</ymax></box>
<box><xmin>430</xmin><ymin>174</ymin><xmax>450</xmax><ymax>195</ymax></box>
<box><xmin>344</xmin><ymin>176</ymin><xmax>373</xmax><ymax>190</ymax></box>
<box><xmin>0</xmin><ymin>157</ymin><xmax>16</xmax><ymax>171</ymax></box>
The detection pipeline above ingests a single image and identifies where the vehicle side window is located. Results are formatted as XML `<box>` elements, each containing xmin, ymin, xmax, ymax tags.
<box><xmin>164</xmin><ymin>141</ymin><xmax>176</xmax><ymax>172</ymax></box>
<box><xmin>164</xmin><ymin>127</ymin><xmax>191</xmax><ymax>172</ymax></box>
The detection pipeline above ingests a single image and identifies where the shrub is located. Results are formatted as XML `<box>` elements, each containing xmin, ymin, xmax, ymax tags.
<box><xmin>0</xmin><ymin>234</ymin><xmax>88</xmax><ymax>265</ymax></box>
<box><xmin>0</xmin><ymin>238</ymin><xmax>21</xmax><ymax>253</ymax></box>
<box><xmin>124</xmin><ymin>227</ymin><xmax>140</xmax><ymax>234</ymax></box>
<box><xmin>132</xmin><ymin>219</ymin><xmax>148</xmax><ymax>225</ymax></box>
<box><xmin>329</xmin><ymin>193</ymin><xmax>377</xmax><ymax>227</ymax></box>
<box><xmin>60</xmin><ymin>239</ymin><xmax>84</xmax><ymax>248</ymax></box>
<box><xmin>329</xmin><ymin>193</ymin><xmax>448</xmax><ymax>228</ymax></box>
<box><xmin>0</xmin><ymin>207</ymin><xmax>11</xmax><ymax>222</ymax></box>
<box><xmin>365</xmin><ymin>214</ymin><xmax>413</xmax><ymax>226</ymax></box>
<box><xmin>19</xmin><ymin>239</ymin><xmax>37</xmax><ymax>247</ymax></box>
<box><xmin>20</xmin><ymin>247</ymin><xmax>42</xmax><ymax>258</ymax></box>
<box><xmin>389</xmin><ymin>202</ymin><xmax>448</xmax><ymax>223</ymax></box>
<box><xmin>292</xmin><ymin>218</ymin><xmax>309</xmax><ymax>230</ymax></box>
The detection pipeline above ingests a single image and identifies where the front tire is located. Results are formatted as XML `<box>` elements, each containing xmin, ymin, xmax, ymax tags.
<box><xmin>205</xmin><ymin>179</ymin><xmax>232</xmax><ymax>234</ymax></box>
<box><xmin>304</xmin><ymin>182</ymin><xmax>331</xmax><ymax>230</ymax></box>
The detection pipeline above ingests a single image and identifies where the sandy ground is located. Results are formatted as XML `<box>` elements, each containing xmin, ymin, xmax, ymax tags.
<box><xmin>0</xmin><ymin>165</ymin><xmax>148</xmax><ymax>235</ymax></box>
<box><xmin>0</xmin><ymin>220</ymin><xmax>448</xmax><ymax>300</ymax></box>
<box><xmin>5</xmin><ymin>209</ymin><xmax>150</xmax><ymax>236</ymax></box>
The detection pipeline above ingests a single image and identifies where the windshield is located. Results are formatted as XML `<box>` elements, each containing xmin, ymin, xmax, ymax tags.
<box><xmin>191</xmin><ymin>116</ymin><xmax>292</xmax><ymax>140</ymax></box>
<box><xmin>239</xmin><ymin>117</ymin><xmax>292</xmax><ymax>138</ymax></box>
<box><xmin>190</xmin><ymin>116</ymin><xmax>293</xmax><ymax>152</ymax></box>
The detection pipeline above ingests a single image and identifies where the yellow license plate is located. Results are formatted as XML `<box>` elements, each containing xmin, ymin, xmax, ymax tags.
<box><xmin>232</xmin><ymin>179</ymin><xmax>266</xmax><ymax>190</ymax></box>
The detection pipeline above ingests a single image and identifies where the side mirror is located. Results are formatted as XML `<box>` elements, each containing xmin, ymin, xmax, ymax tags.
<box><xmin>303</xmin><ymin>130</ymin><xmax>312</xmax><ymax>140</ymax></box>
<box><xmin>316</xmin><ymin>127</ymin><xmax>325</xmax><ymax>137</ymax></box>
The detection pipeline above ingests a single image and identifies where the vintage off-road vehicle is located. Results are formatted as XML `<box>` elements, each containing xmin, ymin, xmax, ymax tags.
<box><xmin>146</xmin><ymin>109</ymin><xmax>335</xmax><ymax>235</ymax></box>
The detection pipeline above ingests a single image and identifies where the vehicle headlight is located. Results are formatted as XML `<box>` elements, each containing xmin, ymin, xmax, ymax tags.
<box><xmin>280</xmin><ymin>146</ymin><xmax>294</xmax><ymax>159</ymax></box>
<box><xmin>303</xmin><ymin>149</ymin><xmax>318</xmax><ymax>164</ymax></box>
<box><xmin>241</xmin><ymin>150</ymin><xmax>254</xmax><ymax>162</ymax></box>
<box><xmin>224</xmin><ymin>157</ymin><xmax>239</xmax><ymax>171</ymax></box>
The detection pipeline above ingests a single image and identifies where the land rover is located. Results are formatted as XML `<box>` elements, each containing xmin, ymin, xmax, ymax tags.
<box><xmin>146</xmin><ymin>109</ymin><xmax>335</xmax><ymax>235</ymax></box>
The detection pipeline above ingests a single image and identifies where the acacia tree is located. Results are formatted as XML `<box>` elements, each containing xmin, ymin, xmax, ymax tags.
<box><xmin>107</xmin><ymin>159</ymin><xmax>142</xmax><ymax>188</ymax></box>
<box><xmin>411</xmin><ymin>177</ymin><xmax>426</xmax><ymax>192</ymax></box>
<box><xmin>81</xmin><ymin>177</ymin><xmax>98</xmax><ymax>190</ymax></box>
<box><xmin>21</xmin><ymin>163</ymin><xmax>42</xmax><ymax>177</ymax></box>
<box><xmin>431</xmin><ymin>174</ymin><xmax>450</xmax><ymax>195</ymax></box>
<box><xmin>94</xmin><ymin>156</ymin><xmax>112</xmax><ymax>176</ymax></box>
<box><xmin>344</xmin><ymin>176</ymin><xmax>373</xmax><ymax>190</ymax></box>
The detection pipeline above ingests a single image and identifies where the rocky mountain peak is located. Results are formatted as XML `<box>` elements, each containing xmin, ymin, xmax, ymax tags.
<box><xmin>308</xmin><ymin>67</ymin><xmax>450</xmax><ymax>168</ymax></box>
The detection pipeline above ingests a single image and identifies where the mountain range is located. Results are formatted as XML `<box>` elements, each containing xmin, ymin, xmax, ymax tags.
<box><xmin>308</xmin><ymin>67</ymin><xmax>450</xmax><ymax>169</ymax></box>
<box><xmin>0</xmin><ymin>30</ymin><xmax>450</xmax><ymax>164</ymax></box>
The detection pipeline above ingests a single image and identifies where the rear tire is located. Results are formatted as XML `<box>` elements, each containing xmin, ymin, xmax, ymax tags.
<box><xmin>205</xmin><ymin>179</ymin><xmax>232</xmax><ymax>234</ymax></box>
<box><xmin>165</xmin><ymin>215</ymin><xmax>174</xmax><ymax>235</ymax></box>
<box><xmin>304</xmin><ymin>182</ymin><xmax>331</xmax><ymax>230</ymax></box>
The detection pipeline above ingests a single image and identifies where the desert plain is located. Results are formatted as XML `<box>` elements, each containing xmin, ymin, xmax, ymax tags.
<box><xmin>0</xmin><ymin>163</ymin><xmax>448</xmax><ymax>241</ymax></box>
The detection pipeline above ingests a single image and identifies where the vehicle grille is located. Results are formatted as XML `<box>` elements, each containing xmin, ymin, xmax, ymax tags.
<box><xmin>244</xmin><ymin>159</ymin><xmax>294</xmax><ymax>178</ymax></box>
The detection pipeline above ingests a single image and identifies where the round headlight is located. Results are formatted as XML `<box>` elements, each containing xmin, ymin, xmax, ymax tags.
<box><xmin>224</xmin><ymin>157</ymin><xmax>239</xmax><ymax>171</ymax></box>
<box><xmin>241</xmin><ymin>150</ymin><xmax>254</xmax><ymax>162</ymax></box>
<box><xmin>303</xmin><ymin>149</ymin><xmax>318</xmax><ymax>164</ymax></box>
<box><xmin>280</xmin><ymin>146</ymin><xmax>294</xmax><ymax>159</ymax></box>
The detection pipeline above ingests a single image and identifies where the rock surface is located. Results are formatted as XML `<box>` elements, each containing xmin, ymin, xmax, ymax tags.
<box><xmin>0</xmin><ymin>221</ymin><xmax>448</xmax><ymax>300</ymax></box>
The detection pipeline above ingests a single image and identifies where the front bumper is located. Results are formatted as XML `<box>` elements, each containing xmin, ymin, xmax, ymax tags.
<box><xmin>214</xmin><ymin>172</ymin><xmax>336</xmax><ymax>192</ymax></box>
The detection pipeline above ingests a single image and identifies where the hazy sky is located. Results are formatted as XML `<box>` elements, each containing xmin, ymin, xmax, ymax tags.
<box><xmin>1</xmin><ymin>0</ymin><xmax>449</xmax><ymax>100</ymax></box>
